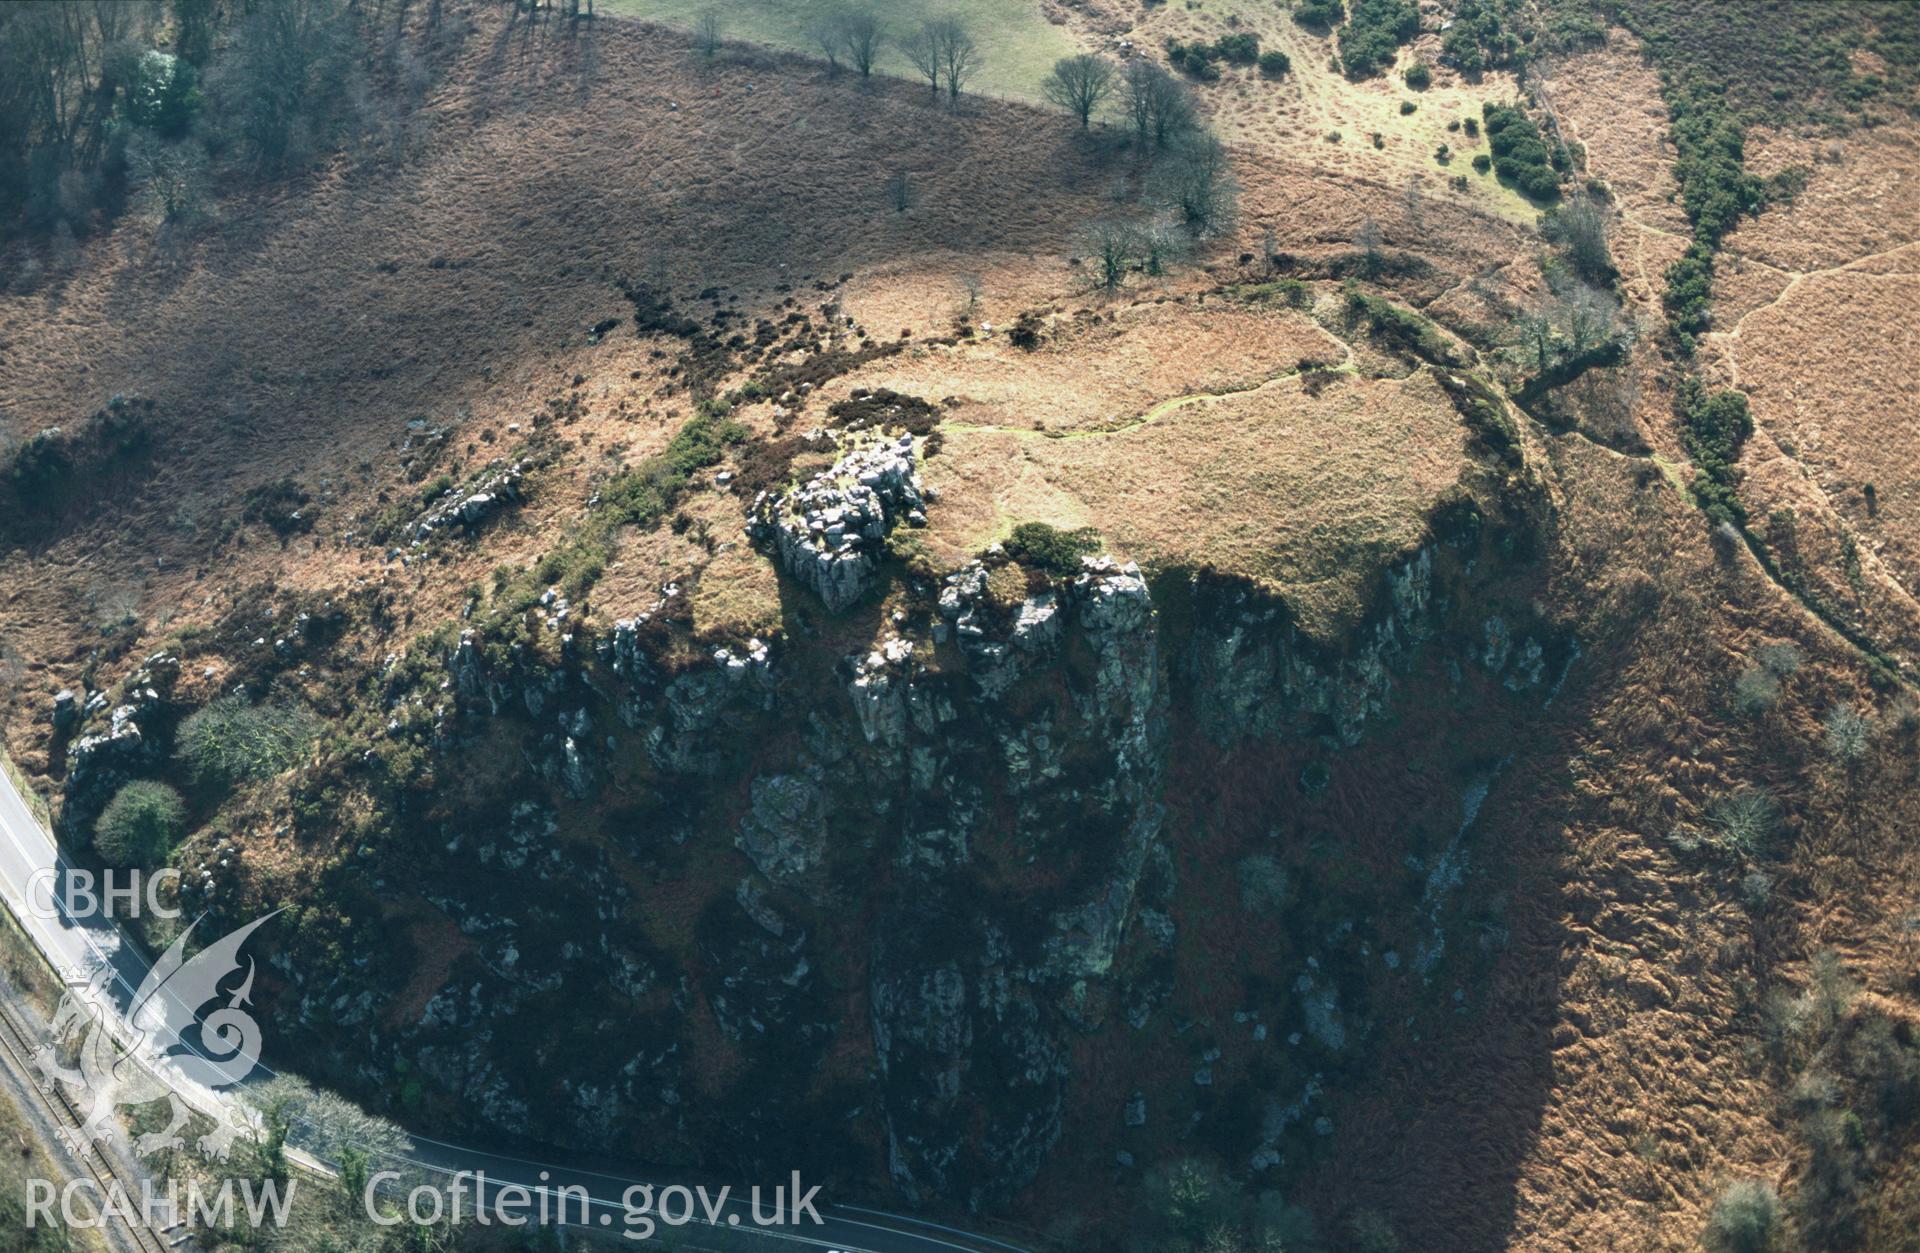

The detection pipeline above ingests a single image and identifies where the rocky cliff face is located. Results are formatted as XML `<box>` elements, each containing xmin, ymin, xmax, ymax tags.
<box><xmin>57</xmin><ymin>461</ymin><xmax>1558</xmax><ymax>1211</ymax></box>
<box><xmin>859</xmin><ymin>557</ymin><xmax>1166</xmax><ymax>1206</ymax></box>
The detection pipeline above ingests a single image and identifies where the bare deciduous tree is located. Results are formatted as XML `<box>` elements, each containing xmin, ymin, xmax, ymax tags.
<box><xmin>1514</xmin><ymin>280</ymin><xmax>1626</xmax><ymax>375</ymax></box>
<box><xmin>1550</xmin><ymin>194</ymin><xmax>1614</xmax><ymax>282</ymax></box>
<box><xmin>932</xmin><ymin>17</ymin><xmax>979</xmax><ymax>104</ymax></box>
<box><xmin>1136</xmin><ymin>215</ymin><xmax>1187</xmax><ymax>276</ymax></box>
<box><xmin>1158</xmin><ymin>126</ymin><xmax>1235</xmax><ymax>236</ymax></box>
<box><xmin>1355</xmin><ymin>215</ymin><xmax>1384</xmax><ymax>275</ymax></box>
<box><xmin>1044</xmin><ymin>53</ymin><xmax>1114</xmax><ymax>129</ymax></box>
<box><xmin>811</xmin><ymin>14</ymin><xmax>844</xmax><ymax>73</ymax></box>
<box><xmin>1260</xmin><ymin>225</ymin><xmax>1281</xmax><ymax>273</ymax></box>
<box><xmin>127</xmin><ymin>130</ymin><xmax>209</xmax><ymax>226</ymax></box>
<box><xmin>1513</xmin><ymin>308</ymin><xmax>1555</xmax><ymax>374</ymax></box>
<box><xmin>899</xmin><ymin>22</ymin><xmax>941</xmax><ymax>96</ymax></box>
<box><xmin>1122</xmin><ymin>61</ymin><xmax>1192</xmax><ymax>148</ymax></box>
<box><xmin>886</xmin><ymin>167</ymin><xmax>912</xmax><ymax>212</ymax></box>
<box><xmin>841</xmin><ymin>9</ymin><xmax>882</xmax><ymax>78</ymax></box>
<box><xmin>1083</xmin><ymin>219</ymin><xmax>1135</xmax><ymax>292</ymax></box>
<box><xmin>211</xmin><ymin>0</ymin><xmax>367</xmax><ymax>171</ymax></box>
<box><xmin>173</xmin><ymin>0</ymin><xmax>218</xmax><ymax>64</ymax></box>
<box><xmin>694</xmin><ymin>10</ymin><xmax>722</xmax><ymax>59</ymax></box>
<box><xmin>210</xmin><ymin>0</ymin><xmax>374</xmax><ymax>170</ymax></box>
<box><xmin>1557</xmin><ymin>283</ymin><xmax>1619</xmax><ymax>357</ymax></box>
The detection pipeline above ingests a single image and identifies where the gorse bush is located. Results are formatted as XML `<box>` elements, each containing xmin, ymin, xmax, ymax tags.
<box><xmin>175</xmin><ymin>696</ymin><xmax>319</xmax><ymax>790</ymax></box>
<box><xmin>1657</xmin><ymin>77</ymin><xmax>1767</xmax><ymax>350</ymax></box>
<box><xmin>1293</xmin><ymin>0</ymin><xmax>1345</xmax><ymax>29</ymax></box>
<box><xmin>532</xmin><ymin>535</ymin><xmax>610</xmax><ymax>600</ymax></box>
<box><xmin>1441</xmin><ymin>0</ymin><xmax>1527</xmax><ymax>72</ymax></box>
<box><xmin>1166</xmin><ymin>33</ymin><xmax>1258</xmax><ymax>80</ymax></box>
<box><xmin>1483</xmin><ymin>102</ymin><xmax>1561</xmax><ymax>201</ymax></box>
<box><xmin>1677</xmin><ymin>378</ymin><xmax>1753</xmax><ymax>525</ymax></box>
<box><xmin>1165</xmin><ymin>38</ymin><xmax>1221</xmax><ymax>81</ymax></box>
<box><xmin>94</xmin><ymin>781</ymin><xmax>185</xmax><ymax>866</ymax></box>
<box><xmin>1705</xmin><ymin>1179</ymin><xmax>1778</xmax><ymax>1253</ymax></box>
<box><xmin>1682</xmin><ymin>387</ymin><xmax>1754</xmax><ymax>465</ymax></box>
<box><xmin>1663</xmin><ymin>241</ymin><xmax>1715</xmax><ymax>341</ymax></box>
<box><xmin>1338</xmin><ymin>0</ymin><xmax>1419</xmax><ymax>78</ymax></box>
<box><xmin>1002</xmin><ymin>522</ymin><xmax>1102</xmax><ymax>575</ymax></box>
<box><xmin>1668</xmin><ymin>78</ymin><xmax>1766</xmax><ymax>246</ymax></box>
<box><xmin>1601</xmin><ymin>0</ymin><xmax>1919</xmax><ymax>129</ymax></box>
<box><xmin>598</xmin><ymin>411</ymin><xmax>747</xmax><ymax>528</ymax></box>
<box><xmin>1214</xmin><ymin>33</ymin><xmax>1260</xmax><ymax>65</ymax></box>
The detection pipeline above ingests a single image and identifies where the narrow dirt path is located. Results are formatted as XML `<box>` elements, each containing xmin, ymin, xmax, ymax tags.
<box><xmin>1709</xmin><ymin>238</ymin><xmax>1920</xmax><ymax>386</ymax></box>
<box><xmin>940</xmin><ymin>345</ymin><xmax>1364</xmax><ymax>442</ymax></box>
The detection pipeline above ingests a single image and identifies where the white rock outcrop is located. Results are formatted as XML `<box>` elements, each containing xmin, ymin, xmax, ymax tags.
<box><xmin>751</xmin><ymin>433</ymin><xmax>924</xmax><ymax>612</ymax></box>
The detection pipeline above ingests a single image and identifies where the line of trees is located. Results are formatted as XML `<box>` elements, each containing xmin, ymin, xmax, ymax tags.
<box><xmin>810</xmin><ymin>8</ymin><xmax>882</xmax><ymax>79</ymax></box>
<box><xmin>793</xmin><ymin>7</ymin><xmax>983</xmax><ymax>106</ymax></box>
<box><xmin>1039</xmin><ymin>55</ymin><xmax>1204</xmax><ymax>149</ymax></box>
<box><xmin>899</xmin><ymin>16</ymin><xmax>979</xmax><ymax>103</ymax></box>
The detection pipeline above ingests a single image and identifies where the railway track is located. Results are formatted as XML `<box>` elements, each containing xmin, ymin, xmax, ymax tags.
<box><xmin>0</xmin><ymin>989</ymin><xmax>182</xmax><ymax>1253</ymax></box>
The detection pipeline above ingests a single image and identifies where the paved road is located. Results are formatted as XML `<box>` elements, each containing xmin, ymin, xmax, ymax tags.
<box><xmin>0</xmin><ymin>764</ymin><xmax>1027</xmax><ymax>1253</ymax></box>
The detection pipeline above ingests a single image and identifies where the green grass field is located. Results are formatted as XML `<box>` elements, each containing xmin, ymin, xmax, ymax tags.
<box><xmin>596</xmin><ymin>0</ymin><xmax>1081</xmax><ymax>102</ymax></box>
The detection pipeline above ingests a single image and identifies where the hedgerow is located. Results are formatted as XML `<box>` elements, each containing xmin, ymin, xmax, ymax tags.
<box><xmin>1344</xmin><ymin>288</ymin><xmax>1466</xmax><ymax>368</ymax></box>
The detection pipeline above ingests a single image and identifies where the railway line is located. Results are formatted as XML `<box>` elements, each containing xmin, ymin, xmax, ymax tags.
<box><xmin>0</xmin><ymin>987</ymin><xmax>184</xmax><ymax>1253</ymax></box>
